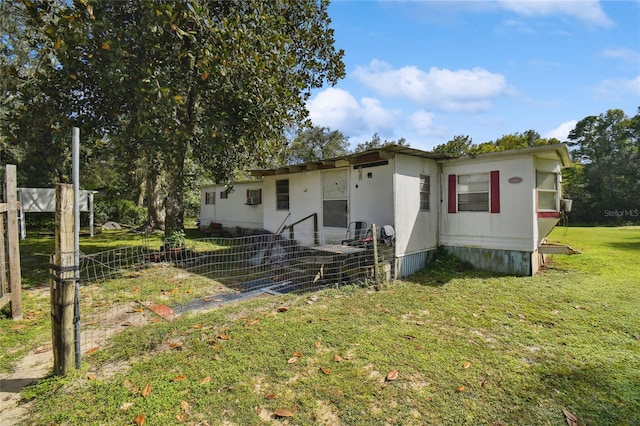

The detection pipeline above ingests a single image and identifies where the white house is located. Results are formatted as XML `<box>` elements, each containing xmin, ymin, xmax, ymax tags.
<box><xmin>199</xmin><ymin>144</ymin><xmax>571</xmax><ymax>276</ymax></box>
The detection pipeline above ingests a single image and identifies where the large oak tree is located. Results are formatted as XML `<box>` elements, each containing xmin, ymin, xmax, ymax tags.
<box><xmin>12</xmin><ymin>0</ymin><xmax>344</xmax><ymax>234</ymax></box>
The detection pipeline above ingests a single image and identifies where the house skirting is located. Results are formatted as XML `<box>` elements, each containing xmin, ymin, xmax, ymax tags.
<box><xmin>443</xmin><ymin>246</ymin><xmax>533</xmax><ymax>276</ymax></box>
<box><xmin>395</xmin><ymin>249</ymin><xmax>438</xmax><ymax>278</ymax></box>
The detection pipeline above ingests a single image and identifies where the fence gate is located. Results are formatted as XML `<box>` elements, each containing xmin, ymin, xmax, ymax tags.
<box><xmin>0</xmin><ymin>164</ymin><xmax>22</xmax><ymax>320</ymax></box>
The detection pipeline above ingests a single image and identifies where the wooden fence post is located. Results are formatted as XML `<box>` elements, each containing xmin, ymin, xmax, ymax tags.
<box><xmin>51</xmin><ymin>183</ymin><xmax>76</xmax><ymax>376</ymax></box>
<box><xmin>5</xmin><ymin>164</ymin><xmax>22</xmax><ymax>320</ymax></box>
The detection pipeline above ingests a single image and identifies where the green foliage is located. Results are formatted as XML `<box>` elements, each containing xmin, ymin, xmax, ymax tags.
<box><xmin>566</xmin><ymin>109</ymin><xmax>640</xmax><ymax>224</ymax></box>
<box><xmin>5</xmin><ymin>0</ymin><xmax>345</xmax><ymax>235</ymax></box>
<box><xmin>94</xmin><ymin>199</ymin><xmax>146</xmax><ymax>227</ymax></box>
<box><xmin>162</xmin><ymin>229</ymin><xmax>186</xmax><ymax>249</ymax></box>
<box><xmin>287</xmin><ymin>125</ymin><xmax>349</xmax><ymax>164</ymax></box>
<box><xmin>353</xmin><ymin>133</ymin><xmax>409</xmax><ymax>153</ymax></box>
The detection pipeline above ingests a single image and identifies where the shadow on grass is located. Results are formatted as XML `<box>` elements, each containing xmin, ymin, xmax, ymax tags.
<box><xmin>408</xmin><ymin>247</ymin><xmax>505</xmax><ymax>287</ymax></box>
<box><xmin>606</xmin><ymin>238</ymin><xmax>640</xmax><ymax>252</ymax></box>
<box><xmin>539</xmin><ymin>364</ymin><xmax>639</xmax><ymax>425</ymax></box>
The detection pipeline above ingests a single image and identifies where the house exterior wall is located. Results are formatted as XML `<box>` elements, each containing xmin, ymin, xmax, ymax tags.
<box><xmin>199</xmin><ymin>182</ymin><xmax>263</xmax><ymax>230</ymax></box>
<box><xmin>348</xmin><ymin>160</ymin><xmax>394</xmax><ymax>235</ymax></box>
<box><xmin>392</xmin><ymin>155</ymin><xmax>440</xmax><ymax>257</ymax></box>
<box><xmin>440</xmin><ymin>155</ymin><xmax>536</xmax><ymax>253</ymax></box>
<box><xmin>263</xmin><ymin>170</ymin><xmax>323</xmax><ymax>243</ymax></box>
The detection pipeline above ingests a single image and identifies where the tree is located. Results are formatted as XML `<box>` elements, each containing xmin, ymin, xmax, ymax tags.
<box><xmin>353</xmin><ymin>133</ymin><xmax>408</xmax><ymax>153</ymax></box>
<box><xmin>567</xmin><ymin>109</ymin><xmax>639</xmax><ymax>223</ymax></box>
<box><xmin>16</xmin><ymin>0</ymin><xmax>345</xmax><ymax>235</ymax></box>
<box><xmin>288</xmin><ymin>126</ymin><xmax>349</xmax><ymax>163</ymax></box>
<box><xmin>432</xmin><ymin>135</ymin><xmax>473</xmax><ymax>156</ymax></box>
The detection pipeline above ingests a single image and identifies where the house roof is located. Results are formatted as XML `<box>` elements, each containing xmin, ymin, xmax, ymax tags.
<box><xmin>249</xmin><ymin>143</ymin><xmax>571</xmax><ymax>177</ymax></box>
<box><xmin>439</xmin><ymin>143</ymin><xmax>571</xmax><ymax>168</ymax></box>
<box><xmin>249</xmin><ymin>144</ymin><xmax>452</xmax><ymax>177</ymax></box>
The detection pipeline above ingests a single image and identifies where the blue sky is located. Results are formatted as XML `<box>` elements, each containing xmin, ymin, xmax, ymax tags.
<box><xmin>305</xmin><ymin>0</ymin><xmax>640</xmax><ymax>151</ymax></box>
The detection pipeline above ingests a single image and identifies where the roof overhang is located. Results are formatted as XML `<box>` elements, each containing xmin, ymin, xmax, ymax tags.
<box><xmin>249</xmin><ymin>144</ymin><xmax>452</xmax><ymax>177</ymax></box>
<box><xmin>438</xmin><ymin>144</ymin><xmax>571</xmax><ymax>168</ymax></box>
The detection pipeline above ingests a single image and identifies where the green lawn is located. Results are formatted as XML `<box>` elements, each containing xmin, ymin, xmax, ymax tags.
<box><xmin>3</xmin><ymin>227</ymin><xmax>639</xmax><ymax>425</ymax></box>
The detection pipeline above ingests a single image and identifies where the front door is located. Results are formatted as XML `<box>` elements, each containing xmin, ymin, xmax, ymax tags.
<box><xmin>322</xmin><ymin>169</ymin><xmax>349</xmax><ymax>240</ymax></box>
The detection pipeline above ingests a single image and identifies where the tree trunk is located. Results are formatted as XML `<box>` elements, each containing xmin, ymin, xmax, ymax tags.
<box><xmin>164</xmin><ymin>138</ymin><xmax>187</xmax><ymax>237</ymax></box>
<box><xmin>146</xmin><ymin>153</ymin><xmax>165</xmax><ymax>230</ymax></box>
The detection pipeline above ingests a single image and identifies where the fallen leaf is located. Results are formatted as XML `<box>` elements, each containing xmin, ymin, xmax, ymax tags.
<box><xmin>123</xmin><ymin>380</ymin><xmax>134</xmax><ymax>391</ymax></box>
<box><xmin>134</xmin><ymin>414</ymin><xmax>145</xmax><ymax>425</ymax></box>
<box><xmin>218</xmin><ymin>334</ymin><xmax>230</xmax><ymax>340</ymax></box>
<box><xmin>248</xmin><ymin>319</ymin><xmax>259</xmax><ymax>326</ymax></box>
<box><xmin>120</xmin><ymin>402</ymin><xmax>134</xmax><ymax>411</ymax></box>
<box><xmin>402</xmin><ymin>334</ymin><xmax>416</xmax><ymax>340</ymax></box>
<box><xmin>551</xmin><ymin>310</ymin><xmax>560</xmax><ymax>314</ymax></box>
<box><xmin>101</xmin><ymin>41</ymin><xmax>110</xmax><ymax>50</ymax></box>
<box><xmin>574</xmin><ymin>305</ymin><xmax>585</xmax><ymax>310</ymax></box>
<box><xmin>320</xmin><ymin>367</ymin><xmax>331</xmax><ymax>375</ymax></box>
<box><xmin>171</xmin><ymin>375</ymin><xmax>186</xmax><ymax>382</ymax></box>
<box><xmin>333</xmin><ymin>354</ymin><xmax>344</xmax><ymax>362</ymax></box>
<box><xmin>255</xmin><ymin>405</ymin><xmax>262</xmax><ymax>414</ymax></box>
<box><xmin>135</xmin><ymin>307</ymin><xmax>144</xmax><ymax>312</ymax></box>
<box><xmin>180</xmin><ymin>400</ymin><xmax>191</xmax><ymax>413</ymax></box>
<box><xmin>35</xmin><ymin>346</ymin><xmax>51</xmax><ymax>354</ymax></box>
<box><xmin>462</xmin><ymin>361</ymin><xmax>471</xmax><ymax>369</ymax></box>
<box><xmin>201</xmin><ymin>71</ymin><xmax>209</xmax><ymax>81</ymax></box>
<box><xmin>85</xmin><ymin>347</ymin><xmax>99</xmax><ymax>355</ymax></box>
<box><xmin>169</xmin><ymin>342</ymin><xmax>183</xmax><ymax>349</ymax></box>
<box><xmin>192</xmin><ymin>323</ymin><xmax>204</xmax><ymax>329</ymax></box>
<box><xmin>563</xmin><ymin>409</ymin><xmax>579</xmax><ymax>426</ymax></box>
<box><xmin>293</xmin><ymin>351</ymin><xmax>303</xmax><ymax>357</ymax></box>
<box><xmin>287</xmin><ymin>357</ymin><xmax>298</xmax><ymax>364</ymax></box>
<box><xmin>141</xmin><ymin>384</ymin><xmax>152</xmax><ymax>397</ymax></box>
<box><xmin>10</xmin><ymin>324</ymin><xmax>27</xmax><ymax>330</ymax></box>
<box><xmin>455</xmin><ymin>385</ymin><xmax>465</xmax><ymax>392</ymax></box>
<box><xmin>425</xmin><ymin>396</ymin><xmax>433</xmax><ymax>402</ymax></box>
<box><xmin>274</xmin><ymin>408</ymin><xmax>293</xmax><ymax>418</ymax></box>
<box><xmin>87</xmin><ymin>372</ymin><xmax>97</xmax><ymax>380</ymax></box>
<box><xmin>315</xmin><ymin>341</ymin><xmax>322</xmax><ymax>349</ymax></box>
<box><xmin>121</xmin><ymin>321</ymin><xmax>133</xmax><ymax>327</ymax></box>
<box><xmin>277</xmin><ymin>307</ymin><xmax>289</xmax><ymax>312</ymax></box>
<box><xmin>200</xmin><ymin>376</ymin><xmax>211</xmax><ymax>385</ymax></box>
<box><xmin>211</xmin><ymin>345</ymin><xmax>223</xmax><ymax>350</ymax></box>
<box><xmin>518</xmin><ymin>314</ymin><xmax>526</xmax><ymax>320</ymax></box>
<box><xmin>266</xmin><ymin>394</ymin><xmax>277</xmax><ymax>400</ymax></box>
<box><xmin>480</xmin><ymin>378</ymin><xmax>486</xmax><ymax>388</ymax></box>
<box><xmin>386</xmin><ymin>369</ymin><xmax>398</xmax><ymax>381</ymax></box>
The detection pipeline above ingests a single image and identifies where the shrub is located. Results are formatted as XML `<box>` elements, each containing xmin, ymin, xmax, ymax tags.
<box><xmin>94</xmin><ymin>198</ymin><xmax>147</xmax><ymax>227</ymax></box>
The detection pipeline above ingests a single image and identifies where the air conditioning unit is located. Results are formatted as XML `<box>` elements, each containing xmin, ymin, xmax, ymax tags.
<box><xmin>246</xmin><ymin>189</ymin><xmax>261</xmax><ymax>205</ymax></box>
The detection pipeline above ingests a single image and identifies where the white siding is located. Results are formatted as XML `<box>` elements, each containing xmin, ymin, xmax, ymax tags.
<box><xmin>199</xmin><ymin>182</ymin><xmax>263</xmax><ymax>230</ymax></box>
<box><xmin>440</xmin><ymin>156</ymin><xmax>536</xmax><ymax>252</ymax></box>
<box><xmin>348</xmin><ymin>161</ymin><xmax>394</xmax><ymax>231</ymax></box>
<box><xmin>392</xmin><ymin>155</ymin><xmax>439</xmax><ymax>257</ymax></box>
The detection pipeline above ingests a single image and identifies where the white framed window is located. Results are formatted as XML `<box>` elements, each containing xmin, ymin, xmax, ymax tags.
<box><xmin>537</xmin><ymin>171</ymin><xmax>558</xmax><ymax>211</ymax></box>
<box><xmin>276</xmin><ymin>179</ymin><xmax>289</xmax><ymax>210</ymax></box>
<box><xmin>457</xmin><ymin>173</ymin><xmax>489</xmax><ymax>212</ymax></box>
<box><xmin>420</xmin><ymin>175</ymin><xmax>430</xmax><ymax>210</ymax></box>
<box><xmin>205</xmin><ymin>191</ymin><xmax>215</xmax><ymax>205</ymax></box>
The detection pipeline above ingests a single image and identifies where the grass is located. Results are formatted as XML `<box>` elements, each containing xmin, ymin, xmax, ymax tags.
<box><xmin>2</xmin><ymin>226</ymin><xmax>640</xmax><ymax>425</ymax></box>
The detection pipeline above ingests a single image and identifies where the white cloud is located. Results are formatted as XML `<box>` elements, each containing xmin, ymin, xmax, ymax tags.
<box><xmin>599</xmin><ymin>48</ymin><xmax>640</xmax><ymax>64</ymax></box>
<box><xmin>545</xmin><ymin>120</ymin><xmax>578</xmax><ymax>141</ymax></box>
<box><xmin>407</xmin><ymin>110</ymin><xmax>447</xmax><ymax>138</ymax></box>
<box><xmin>594</xmin><ymin>75</ymin><xmax>640</xmax><ymax>100</ymax></box>
<box><xmin>497</xmin><ymin>0</ymin><xmax>613</xmax><ymax>27</ymax></box>
<box><xmin>306</xmin><ymin>87</ymin><xmax>401</xmax><ymax>136</ymax></box>
<box><xmin>352</xmin><ymin>60</ymin><xmax>514</xmax><ymax>112</ymax></box>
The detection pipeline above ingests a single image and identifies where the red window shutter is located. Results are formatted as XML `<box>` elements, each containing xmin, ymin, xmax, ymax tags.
<box><xmin>448</xmin><ymin>174</ymin><xmax>457</xmax><ymax>213</ymax></box>
<box><xmin>490</xmin><ymin>170</ymin><xmax>500</xmax><ymax>213</ymax></box>
<box><xmin>258</xmin><ymin>189</ymin><xmax>262</xmax><ymax>204</ymax></box>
